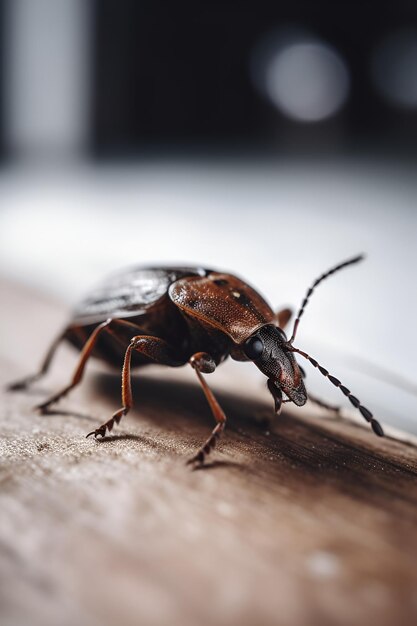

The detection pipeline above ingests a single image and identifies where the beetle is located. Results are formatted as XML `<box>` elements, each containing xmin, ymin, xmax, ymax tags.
<box><xmin>8</xmin><ymin>255</ymin><xmax>384</xmax><ymax>465</ymax></box>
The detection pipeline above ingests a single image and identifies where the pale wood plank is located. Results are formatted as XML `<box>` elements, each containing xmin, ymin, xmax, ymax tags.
<box><xmin>1</xmin><ymin>277</ymin><xmax>416</xmax><ymax>626</ymax></box>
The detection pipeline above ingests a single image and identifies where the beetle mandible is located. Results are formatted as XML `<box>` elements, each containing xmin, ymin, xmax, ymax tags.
<box><xmin>8</xmin><ymin>255</ymin><xmax>384</xmax><ymax>465</ymax></box>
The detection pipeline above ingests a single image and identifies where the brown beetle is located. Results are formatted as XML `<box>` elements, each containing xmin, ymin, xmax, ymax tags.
<box><xmin>8</xmin><ymin>256</ymin><xmax>383</xmax><ymax>465</ymax></box>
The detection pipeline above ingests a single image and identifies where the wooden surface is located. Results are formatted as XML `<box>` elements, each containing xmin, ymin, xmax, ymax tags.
<box><xmin>1</xmin><ymin>277</ymin><xmax>417</xmax><ymax>626</ymax></box>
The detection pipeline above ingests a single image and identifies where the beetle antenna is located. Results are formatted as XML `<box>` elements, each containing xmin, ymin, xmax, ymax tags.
<box><xmin>288</xmin><ymin>345</ymin><xmax>384</xmax><ymax>436</ymax></box>
<box><xmin>289</xmin><ymin>255</ymin><xmax>364</xmax><ymax>343</ymax></box>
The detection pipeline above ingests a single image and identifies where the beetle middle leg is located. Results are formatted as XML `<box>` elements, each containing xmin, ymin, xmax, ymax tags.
<box><xmin>86</xmin><ymin>336</ymin><xmax>184</xmax><ymax>439</ymax></box>
<box><xmin>186</xmin><ymin>352</ymin><xmax>227</xmax><ymax>466</ymax></box>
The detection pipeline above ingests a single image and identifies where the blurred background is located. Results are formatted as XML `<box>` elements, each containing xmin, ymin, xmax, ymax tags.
<box><xmin>0</xmin><ymin>0</ymin><xmax>416</xmax><ymax>432</ymax></box>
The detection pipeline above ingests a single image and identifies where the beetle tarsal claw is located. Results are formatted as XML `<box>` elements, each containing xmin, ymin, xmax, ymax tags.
<box><xmin>7</xmin><ymin>379</ymin><xmax>29</xmax><ymax>391</ymax></box>
<box><xmin>186</xmin><ymin>422</ymin><xmax>224</xmax><ymax>467</ymax></box>
<box><xmin>186</xmin><ymin>450</ymin><xmax>206</xmax><ymax>466</ymax></box>
<box><xmin>86</xmin><ymin>426</ymin><xmax>106</xmax><ymax>439</ymax></box>
<box><xmin>35</xmin><ymin>396</ymin><xmax>66</xmax><ymax>413</ymax></box>
<box><xmin>86</xmin><ymin>408</ymin><xmax>126</xmax><ymax>439</ymax></box>
<box><xmin>35</xmin><ymin>401</ymin><xmax>53</xmax><ymax>414</ymax></box>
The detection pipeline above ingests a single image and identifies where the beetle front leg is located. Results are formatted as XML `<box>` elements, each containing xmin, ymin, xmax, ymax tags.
<box><xmin>86</xmin><ymin>335</ymin><xmax>184</xmax><ymax>439</ymax></box>
<box><xmin>267</xmin><ymin>378</ymin><xmax>283</xmax><ymax>414</ymax></box>
<box><xmin>186</xmin><ymin>352</ymin><xmax>227</xmax><ymax>466</ymax></box>
<box><xmin>308</xmin><ymin>392</ymin><xmax>341</xmax><ymax>414</ymax></box>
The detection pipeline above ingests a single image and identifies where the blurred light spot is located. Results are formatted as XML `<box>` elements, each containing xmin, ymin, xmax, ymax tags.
<box><xmin>4</xmin><ymin>0</ymin><xmax>90</xmax><ymax>158</ymax></box>
<box><xmin>371</xmin><ymin>30</ymin><xmax>417</xmax><ymax>109</ymax></box>
<box><xmin>251</xmin><ymin>31</ymin><xmax>349</xmax><ymax>123</ymax></box>
<box><xmin>306</xmin><ymin>551</ymin><xmax>341</xmax><ymax>578</ymax></box>
<box><xmin>265</xmin><ymin>42</ymin><xmax>349</xmax><ymax>122</ymax></box>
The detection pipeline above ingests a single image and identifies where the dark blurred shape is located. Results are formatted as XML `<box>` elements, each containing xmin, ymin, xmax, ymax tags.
<box><xmin>91</xmin><ymin>1</ymin><xmax>417</xmax><ymax>157</ymax></box>
<box><xmin>1</xmin><ymin>1</ymin><xmax>417</xmax><ymax>159</ymax></box>
<box><xmin>371</xmin><ymin>28</ymin><xmax>417</xmax><ymax>110</ymax></box>
<box><xmin>92</xmin><ymin>1</ymin><xmax>271</xmax><ymax>156</ymax></box>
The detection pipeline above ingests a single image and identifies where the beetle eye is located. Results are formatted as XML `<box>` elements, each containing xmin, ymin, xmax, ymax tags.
<box><xmin>243</xmin><ymin>334</ymin><xmax>264</xmax><ymax>360</ymax></box>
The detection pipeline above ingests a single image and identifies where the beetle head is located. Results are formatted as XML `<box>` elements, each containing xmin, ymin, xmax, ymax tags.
<box><xmin>242</xmin><ymin>324</ymin><xmax>307</xmax><ymax>410</ymax></box>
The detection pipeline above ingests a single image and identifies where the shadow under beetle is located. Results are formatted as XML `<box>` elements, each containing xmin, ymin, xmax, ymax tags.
<box><xmin>8</xmin><ymin>255</ymin><xmax>384</xmax><ymax>465</ymax></box>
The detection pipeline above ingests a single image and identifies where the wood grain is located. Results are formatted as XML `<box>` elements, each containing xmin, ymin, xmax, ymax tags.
<box><xmin>0</xmin><ymin>277</ymin><xmax>416</xmax><ymax>626</ymax></box>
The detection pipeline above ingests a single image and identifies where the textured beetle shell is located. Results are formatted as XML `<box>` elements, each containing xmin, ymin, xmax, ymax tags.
<box><xmin>169</xmin><ymin>272</ymin><xmax>275</xmax><ymax>344</ymax></box>
<box><xmin>72</xmin><ymin>266</ymin><xmax>209</xmax><ymax>325</ymax></box>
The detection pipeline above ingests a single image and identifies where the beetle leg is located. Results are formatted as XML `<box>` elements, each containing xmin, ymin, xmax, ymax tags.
<box><xmin>7</xmin><ymin>330</ymin><xmax>68</xmax><ymax>391</ymax></box>
<box><xmin>86</xmin><ymin>335</ymin><xmax>184</xmax><ymax>439</ymax></box>
<box><xmin>275</xmin><ymin>307</ymin><xmax>292</xmax><ymax>330</ymax></box>
<box><xmin>267</xmin><ymin>378</ymin><xmax>283</xmax><ymax>414</ymax></box>
<box><xmin>35</xmin><ymin>318</ymin><xmax>144</xmax><ymax>413</ymax></box>
<box><xmin>308</xmin><ymin>392</ymin><xmax>341</xmax><ymax>414</ymax></box>
<box><xmin>186</xmin><ymin>352</ymin><xmax>227</xmax><ymax>467</ymax></box>
<box><xmin>35</xmin><ymin>319</ymin><xmax>115</xmax><ymax>412</ymax></box>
